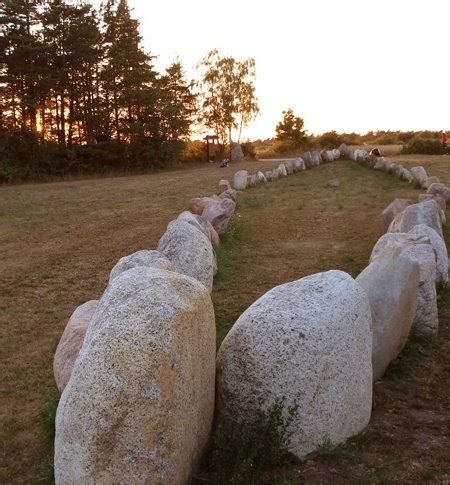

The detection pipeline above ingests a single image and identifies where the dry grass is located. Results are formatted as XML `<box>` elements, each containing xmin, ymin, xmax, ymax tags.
<box><xmin>1</xmin><ymin>156</ymin><xmax>449</xmax><ymax>483</ymax></box>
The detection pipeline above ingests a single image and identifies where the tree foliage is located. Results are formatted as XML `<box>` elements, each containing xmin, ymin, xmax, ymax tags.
<box><xmin>0</xmin><ymin>0</ymin><xmax>197</xmax><ymax>181</ymax></box>
<box><xmin>275</xmin><ymin>108</ymin><xmax>306</xmax><ymax>148</ymax></box>
<box><xmin>197</xmin><ymin>49</ymin><xmax>259</xmax><ymax>145</ymax></box>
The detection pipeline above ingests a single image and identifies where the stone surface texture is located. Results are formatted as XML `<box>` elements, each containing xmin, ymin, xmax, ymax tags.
<box><xmin>216</xmin><ymin>270</ymin><xmax>373</xmax><ymax>458</ymax></box>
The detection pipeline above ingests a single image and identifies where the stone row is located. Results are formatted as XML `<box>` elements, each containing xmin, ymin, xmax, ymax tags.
<box><xmin>216</xmin><ymin>144</ymin><xmax>448</xmax><ymax>461</ymax></box>
<box><xmin>52</xmin><ymin>145</ymin><xmax>449</xmax><ymax>483</ymax></box>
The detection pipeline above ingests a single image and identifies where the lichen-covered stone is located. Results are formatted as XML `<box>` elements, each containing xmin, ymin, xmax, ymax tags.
<box><xmin>109</xmin><ymin>250</ymin><xmax>175</xmax><ymax>283</ymax></box>
<box><xmin>55</xmin><ymin>267</ymin><xmax>216</xmax><ymax>485</ymax></box>
<box><xmin>53</xmin><ymin>300</ymin><xmax>98</xmax><ymax>393</ymax></box>
<box><xmin>157</xmin><ymin>220</ymin><xmax>216</xmax><ymax>292</ymax></box>
<box><xmin>357</xmin><ymin>255</ymin><xmax>419</xmax><ymax>381</ymax></box>
<box><xmin>216</xmin><ymin>270</ymin><xmax>373</xmax><ymax>458</ymax></box>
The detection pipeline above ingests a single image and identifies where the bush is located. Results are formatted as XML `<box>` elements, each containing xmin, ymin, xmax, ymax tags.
<box><xmin>241</xmin><ymin>141</ymin><xmax>257</xmax><ymax>160</ymax></box>
<box><xmin>201</xmin><ymin>398</ymin><xmax>298</xmax><ymax>484</ymax></box>
<box><xmin>402</xmin><ymin>137</ymin><xmax>443</xmax><ymax>154</ymax></box>
<box><xmin>180</xmin><ymin>140</ymin><xmax>206</xmax><ymax>163</ymax></box>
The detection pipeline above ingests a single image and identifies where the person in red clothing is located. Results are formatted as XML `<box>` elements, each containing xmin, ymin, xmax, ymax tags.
<box><xmin>441</xmin><ymin>131</ymin><xmax>448</xmax><ymax>154</ymax></box>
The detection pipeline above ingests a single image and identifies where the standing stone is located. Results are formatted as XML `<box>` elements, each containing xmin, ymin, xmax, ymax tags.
<box><xmin>247</xmin><ymin>173</ymin><xmax>257</xmax><ymax>187</ymax></box>
<box><xmin>55</xmin><ymin>267</ymin><xmax>216</xmax><ymax>485</ymax></box>
<box><xmin>285</xmin><ymin>160</ymin><xmax>294</xmax><ymax>175</ymax></box>
<box><xmin>265</xmin><ymin>170</ymin><xmax>273</xmax><ymax>181</ymax></box>
<box><xmin>199</xmin><ymin>197</ymin><xmax>236</xmax><ymax>235</ymax></box>
<box><xmin>409</xmin><ymin>224</ymin><xmax>449</xmax><ymax>286</ymax></box>
<box><xmin>218</xmin><ymin>179</ymin><xmax>231</xmax><ymax>194</ymax></box>
<box><xmin>231</xmin><ymin>142</ymin><xmax>244</xmax><ymax>161</ymax></box>
<box><xmin>356</xmin><ymin>255</ymin><xmax>419</xmax><ymax>381</ymax></box>
<box><xmin>310</xmin><ymin>151</ymin><xmax>321</xmax><ymax>166</ymax></box>
<box><xmin>373</xmin><ymin>158</ymin><xmax>388</xmax><ymax>171</ymax></box>
<box><xmin>157</xmin><ymin>220</ymin><xmax>216</xmax><ymax>292</ymax></box>
<box><xmin>256</xmin><ymin>171</ymin><xmax>267</xmax><ymax>183</ymax></box>
<box><xmin>399</xmin><ymin>167</ymin><xmax>413</xmax><ymax>183</ymax></box>
<box><xmin>332</xmin><ymin>148</ymin><xmax>341</xmax><ymax>161</ymax></box>
<box><xmin>277</xmin><ymin>163</ymin><xmax>288</xmax><ymax>177</ymax></box>
<box><xmin>338</xmin><ymin>143</ymin><xmax>349</xmax><ymax>158</ymax></box>
<box><xmin>320</xmin><ymin>150</ymin><xmax>334</xmax><ymax>163</ymax></box>
<box><xmin>53</xmin><ymin>300</ymin><xmax>98</xmax><ymax>393</ymax></box>
<box><xmin>380</xmin><ymin>198</ymin><xmax>413</xmax><ymax>228</ymax></box>
<box><xmin>427</xmin><ymin>182</ymin><xmax>450</xmax><ymax>201</ymax></box>
<box><xmin>218</xmin><ymin>188</ymin><xmax>238</xmax><ymax>202</ymax></box>
<box><xmin>388</xmin><ymin>200</ymin><xmax>443</xmax><ymax>238</ymax></box>
<box><xmin>302</xmin><ymin>151</ymin><xmax>313</xmax><ymax>168</ymax></box>
<box><xmin>216</xmin><ymin>270</ymin><xmax>373</xmax><ymax>458</ymax></box>
<box><xmin>425</xmin><ymin>176</ymin><xmax>440</xmax><ymax>189</ymax></box>
<box><xmin>410</xmin><ymin>166</ymin><xmax>428</xmax><ymax>188</ymax></box>
<box><xmin>370</xmin><ymin>233</ymin><xmax>439</xmax><ymax>335</ymax></box>
<box><xmin>233</xmin><ymin>170</ymin><xmax>248</xmax><ymax>190</ymax></box>
<box><xmin>292</xmin><ymin>157</ymin><xmax>306</xmax><ymax>171</ymax></box>
<box><xmin>109</xmin><ymin>250</ymin><xmax>175</xmax><ymax>283</ymax></box>
<box><xmin>419</xmin><ymin>193</ymin><xmax>446</xmax><ymax>210</ymax></box>
<box><xmin>173</xmin><ymin>211</ymin><xmax>219</xmax><ymax>247</ymax></box>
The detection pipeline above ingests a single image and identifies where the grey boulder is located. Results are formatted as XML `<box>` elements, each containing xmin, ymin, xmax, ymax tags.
<box><xmin>216</xmin><ymin>270</ymin><xmax>373</xmax><ymax>458</ymax></box>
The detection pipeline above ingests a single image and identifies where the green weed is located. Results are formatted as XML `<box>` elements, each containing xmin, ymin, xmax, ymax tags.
<box><xmin>198</xmin><ymin>399</ymin><xmax>299</xmax><ymax>484</ymax></box>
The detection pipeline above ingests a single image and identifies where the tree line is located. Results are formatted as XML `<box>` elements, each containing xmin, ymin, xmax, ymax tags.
<box><xmin>0</xmin><ymin>0</ymin><xmax>259</xmax><ymax>182</ymax></box>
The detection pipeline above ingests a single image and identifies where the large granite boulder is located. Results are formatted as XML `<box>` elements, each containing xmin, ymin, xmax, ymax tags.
<box><xmin>399</xmin><ymin>167</ymin><xmax>413</xmax><ymax>183</ymax></box>
<box><xmin>285</xmin><ymin>160</ymin><xmax>294</xmax><ymax>175</ymax></box>
<box><xmin>409</xmin><ymin>224</ymin><xmax>448</xmax><ymax>286</ymax></box>
<box><xmin>418</xmin><ymin>193</ymin><xmax>446</xmax><ymax>210</ymax></box>
<box><xmin>302</xmin><ymin>152</ymin><xmax>313</xmax><ymax>168</ymax></box>
<box><xmin>157</xmin><ymin>220</ymin><xmax>216</xmax><ymax>292</ymax></box>
<box><xmin>320</xmin><ymin>150</ymin><xmax>334</xmax><ymax>163</ymax></box>
<box><xmin>427</xmin><ymin>182</ymin><xmax>450</xmax><ymax>201</ymax></box>
<box><xmin>233</xmin><ymin>170</ymin><xmax>248</xmax><ymax>190</ymax></box>
<box><xmin>332</xmin><ymin>148</ymin><xmax>341</xmax><ymax>161</ymax></box>
<box><xmin>53</xmin><ymin>300</ymin><xmax>98</xmax><ymax>393</ymax></box>
<box><xmin>55</xmin><ymin>267</ymin><xmax>216</xmax><ymax>485</ymax></box>
<box><xmin>231</xmin><ymin>142</ymin><xmax>244</xmax><ymax>161</ymax></box>
<box><xmin>265</xmin><ymin>170</ymin><xmax>273</xmax><ymax>181</ymax></box>
<box><xmin>356</xmin><ymin>255</ymin><xmax>419</xmax><ymax>381</ymax></box>
<box><xmin>370</xmin><ymin>233</ymin><xmax>438</xmax><ymax>335</ymax></box>
<box><xmin>388</xmin><ymin>200</ymin><xmax>443</xmax><ymax>238</ymax></box>
<box><xmin>109</xmin><ymin>250</ymin><xmax>175</xmax><ymax>283</ymax></box>
<box><xmin>216</xmin><ymin>270</ymin><xmax>373</xmax><ymax>458</ymax></box>
<box><xmin>425</xmin><ymin>176</ymin><xmax>440</xmax><ymax>188</ymax></box>
<box><xmin>292</xmin><ymin>157</ymin><xmax>306</xmax><ymax>172</ymax></box>
<box><xmin>354</xmin><ymin>149</ymin><xmax>369</xmax><ymax>164</ymax></box>
<box><xmin>277</xmin><ymin>163</ymin><xmax>288</xmax><ymax>177</ymax></box>
<box><xmin>338</xmin><ymin>143</ymin><xmax>349</xmax><ymax>158</ymax></box>
<box><xmin>256</xmin><ymin>171</ymin><xmax>267</xmax><ymax>183</ymax></box>
<box><xmin>310</xmin><ymin>151</ymin><xmax>321</xmax><ymax>166</ymax></box>
<box><xmin>190</xmin><ymin>196</ymin><xmax>236</xmax><ymax>234</ymax></box>
<box><xmin>172</xmin><ymin>211</ymin><xmax>219</xmax><ymax>247</ymax></box>
<box><xmin>218</xmin><ymin>179</ymin><xmax>231</xmax><ymax>194</ymax></box>
<box><xmin>373</xmin><ymin>158</ymin><xmax>388</xmax><ymax>171</ymax></box>
<box><xmin>410</xmin><ymin>166</ymin><xmax>428</xmax><ymax>188</ymax></box>
<box><xmin>380</xmin><ymin>198</ymin><xmax>413</xmax><ymax>228</ymax></box>
<box><xmin>218</xmin><ymin>188</ymin><xmax>238</xmax><ymax>202</ymax></box>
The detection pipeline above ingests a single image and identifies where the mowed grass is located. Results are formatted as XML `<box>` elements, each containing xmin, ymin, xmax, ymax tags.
<box><xmin>1</xmin><ymin>154</ymin><xmax>449</xmax><ymax>482</ymax></box>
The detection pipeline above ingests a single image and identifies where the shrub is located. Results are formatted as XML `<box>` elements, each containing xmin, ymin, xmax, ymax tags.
<box><xmin>241</xmin><ymin>141</ymin><xmax>257</xmax><ymax>160</ymax></box>
<box><xmin>180</xmin><ymin>140</ymin><xmax>205</xmax><ymax>163</ymax></box>
<box><xmin>402</xmin><ymin>137</ymin><xmax>443</xmax><ymax>155</ymax></box>
<box><xmin>201</xmin><ymin>398</ymin><xmax>299</xmax><ymax>484</ymax></box>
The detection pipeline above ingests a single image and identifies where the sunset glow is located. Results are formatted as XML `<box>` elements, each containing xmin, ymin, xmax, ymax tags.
<box><xmin>124</xmin><ymin>0</ymin><xmax>450</xmax><ymax>139</ymax></box>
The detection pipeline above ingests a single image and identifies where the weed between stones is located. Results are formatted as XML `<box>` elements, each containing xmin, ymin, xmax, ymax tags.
<box><xmin>195</xmin><ymin>399</ymin><xmax>299</xmax><ymax>484</ymax></box>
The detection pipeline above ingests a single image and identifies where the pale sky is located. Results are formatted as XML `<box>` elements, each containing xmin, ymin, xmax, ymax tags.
<box><xmin>124</xmin><ymin>0</ymin><xmax>449</xmax><ymax>140</ymax></box>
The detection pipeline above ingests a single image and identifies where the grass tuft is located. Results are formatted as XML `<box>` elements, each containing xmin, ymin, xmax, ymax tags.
<box><xmin>196</xmin><ymin>399</ymin><xmax>299</xmax><ymax>484</ymax></box>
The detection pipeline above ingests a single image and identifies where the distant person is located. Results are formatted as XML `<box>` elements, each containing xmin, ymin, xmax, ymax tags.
<box><xmin>370</xmin><ymin>147</ymin><xmax>381</xmax><ymax>157</ymax></box>
<box><xmin>441</xmin><ymin>131</ymin><xmax>448</xmax><ymax>154</ymax></box>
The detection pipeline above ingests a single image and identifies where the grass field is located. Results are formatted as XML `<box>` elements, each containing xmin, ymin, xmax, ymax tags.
<box><xmin>1</xmin><ymin>155</ymin><xmax>449</xmax><ymax>482</ymax></box>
